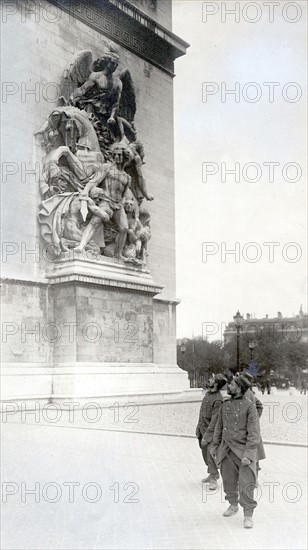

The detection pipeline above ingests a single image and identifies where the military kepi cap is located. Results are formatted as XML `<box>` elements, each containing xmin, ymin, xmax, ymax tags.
<box><xmin>234</xmin><ymin>374</ymin><xmax>251</xmax><ymax>393</ymax></box>
<box><xmin>214</xmin><ymin>373</ymin><xmax>227</xmax><ymax>390</ymax></box>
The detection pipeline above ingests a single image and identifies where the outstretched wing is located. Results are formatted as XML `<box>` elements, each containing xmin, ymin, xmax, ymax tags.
<box><xmin>118</xmin><ymin>69</ymin><xmax>136</xmax><ymax>123</ymax></box>
<box><xmin>59</xmin><ymin>50</ymin><xmax>93</xmax><ymax>102</ymax></box>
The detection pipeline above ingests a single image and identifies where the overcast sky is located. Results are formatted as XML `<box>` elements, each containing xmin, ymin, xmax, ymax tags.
<box><xmin>172</xmin><ymin>0</ymin><xmax>307</xmax><ymax>340</ymax></box>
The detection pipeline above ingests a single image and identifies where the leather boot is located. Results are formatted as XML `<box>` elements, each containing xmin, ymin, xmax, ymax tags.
<box><xmin>223</xmin><ymin>504</ymin><xmax>239</xmax><ymax>517</ymax></box>
<box><xmin>244</xmin><ymin>516</ymin><xmax>253</xmax><ymax>529</ymax></box>
<box><xmin>201</xmin><ymin>474</ymin><xmax>212</xmax><ymax>483</ymax></box>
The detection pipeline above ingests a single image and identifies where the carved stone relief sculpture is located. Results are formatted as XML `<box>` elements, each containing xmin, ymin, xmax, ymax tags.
<box><xmin>36</xmin><ymin>45</ymin><xmax>154</xmax><ymax>265</ymax></box>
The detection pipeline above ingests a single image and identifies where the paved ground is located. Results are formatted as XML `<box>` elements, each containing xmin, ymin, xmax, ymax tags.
<box><xmin>4</xmin><ymin>389</ymin><xmax>306</xmax><ymax>444</ymax></box>
<box><xmin>1</xmin><ymin>420</ymin><xmax>307</xmax><ymax>550</ymax></box>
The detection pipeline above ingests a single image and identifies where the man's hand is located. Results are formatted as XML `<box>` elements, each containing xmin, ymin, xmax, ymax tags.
<box><xmin>211</xmin><ymin>447</ymin><xmax>218</xmax><ymax>461</ymax></box>
<box><xmin>241</xmin><ymin>457</ymin><xmax>251</xmax><ymax>467</ymax></box>
<box><xmin>201</xmin><ymin>434</ymin><xmax>211</xmax><ymax>446</ymax></box>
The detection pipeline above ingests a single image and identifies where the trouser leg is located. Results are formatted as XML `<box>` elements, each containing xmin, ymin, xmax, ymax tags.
<box><xmin>207</xmin><ymin>445</ymin><xmax>219</xmax><ymax>478</ymax></box>
<box><xmin>201</xmin><ymin>444</ymin><xmax>219</xmax><ymax>477</ymax></box>
<box><xmin>201</xmin><ymin>444</ymin><xmax>208</xmax><ymax>466</ymax></box>
<box><xmin>239</xmin><ymin>463</ymin><xmax>258</xmax><ymax>517</ymax></box>
<box><xmin>220</xmin><ymin>455</ymin><xmax>239</xmax><ymax>506</ymax></box>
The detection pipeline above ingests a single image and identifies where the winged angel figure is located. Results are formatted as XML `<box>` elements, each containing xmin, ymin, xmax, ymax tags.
<box><xmin>36</xmin><ymin>45</ymin><xmax>153</xmax><ymax>263</ymax></box>
<box><xmin>61</xmin><ymin>46</ymin><xmax>137</xmax><ymax>155</ymax></box>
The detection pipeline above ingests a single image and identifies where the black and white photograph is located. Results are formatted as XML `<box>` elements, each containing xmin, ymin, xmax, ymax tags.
<box><xmin>0</xmin><ymin>1</ymin><xmax>307</xmax><ymax>549</ymax></box>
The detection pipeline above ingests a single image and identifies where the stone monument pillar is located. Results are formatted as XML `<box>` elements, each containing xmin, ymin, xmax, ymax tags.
<box><xmin>0</xmin><ymin>0</ymin><xmax>190</xmax><ymax>403</ymax></box>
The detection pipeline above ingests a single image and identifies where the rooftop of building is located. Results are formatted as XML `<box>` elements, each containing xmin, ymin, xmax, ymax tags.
<box><xmin>225</xmin><ymin>306</ymin><xmax>307</xmax><ymax>329</ymax></box>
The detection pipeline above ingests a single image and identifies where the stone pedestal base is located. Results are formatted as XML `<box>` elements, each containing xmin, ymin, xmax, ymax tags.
<box><xmin>1</xmin><ymin>361</ymin><xmax>189</xmax><ymax>404</ymax></box>
<box><xmin>47</xmin><ymin>254</ymin><xmax>164</xmax><ymax>365</ymax></box>
<box><xmin>1</xmin><ymin>255</ymin><xmax>189</xmax><ymax>402</ymax></box>
<box><xmin>50</xmin><ymin>362</ymin><xmax>189</xmax><ymax>398</ymax></box>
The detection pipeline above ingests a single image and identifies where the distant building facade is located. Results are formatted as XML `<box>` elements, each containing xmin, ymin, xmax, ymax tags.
<box><xmin>224</xmin><ymin>306</ymin><xmax>308</xmax><ymax>345</ymax></box>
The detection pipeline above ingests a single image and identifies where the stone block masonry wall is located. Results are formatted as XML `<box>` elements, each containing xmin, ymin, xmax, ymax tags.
<box><xmin>1</xmin><ymin>279</ymin><xmax>154</xmax><ymax>366</ymax></box>
<box><xmin>0</xmin><ymin>1</ymin><xmax>188</xmax><ymax>397</ymax></box>
<box><xmin>153</xmin><ymin>299</ymin><xmax>177</xmax><ymax>364</ymax></box>
<box><xmin>0</xmin><ymin>280</ymin><xmax>52</xmax><ymax>364</ymax></box>
<box><xmin>52</xmin><ymin>284</ymin><xmax>154</xmax><ymax>364</ymax></box>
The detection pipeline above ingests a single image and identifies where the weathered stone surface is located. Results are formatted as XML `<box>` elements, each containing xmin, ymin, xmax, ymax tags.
<box><xmin>0</xmin><ymin>0</ymin><xmax>189</xmax><ymax>400</ymax></box>
<box><xmin>1</xmin><ymin>281</ymin><xmax>52</xmax><ymax>364</ymax></box>
<box><xmin>2</xmin><ymin>2</ymin><xmax>181</xmax><ymax>299</ymax></box>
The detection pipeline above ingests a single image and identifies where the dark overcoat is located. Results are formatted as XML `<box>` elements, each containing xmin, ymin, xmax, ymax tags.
<box><xmin>196</xmin><ymin>391</ymin><xmax>223</xmax><ymax>441</ymax></box>
<box><xmin>212</xmin><ymin>395</ymin><xmax>265</xmax><ymax>475</ymax></box>
<box><xmin>244</xmin><ymin>389</ymin><xmax>266</xmax><ymax>460</ymax></box>
<box><xmin>245</xmin><ymin>388</ymin><xmax>263</xmax><ymax>417</ymax></box>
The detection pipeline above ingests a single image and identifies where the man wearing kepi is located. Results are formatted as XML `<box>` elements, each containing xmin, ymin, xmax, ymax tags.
<box><xmin>212</xmin><ymin>375</ymin><xmax>265</xmax><ymax>529</ymax></box>
<box><xmin>196</xmin><ymin>374</ymin><xmax>227</xmax><ymax>490</ymax></box>
<box><xmin>242</xmin><ymin>371</ymin><xmax>263</xmax><ymax>419</ymax></box>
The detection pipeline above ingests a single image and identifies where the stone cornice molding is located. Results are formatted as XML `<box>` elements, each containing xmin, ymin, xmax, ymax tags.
<box><xmin>45</xmin><ymin>254</ymin><xmax>163</xmax><ymax>295</ymax></box>
<box><xmin>47</xmin><ymin>273</ymin><xmax>162</xmax><ymax>295</ymax></box>
<box><xmin>48</xmin><ymin>0</ymin><xmax>189</xmax><ymax>75</ymax></box>
<box><xmin>1</xmin><ymin>256</ymin><xmax>163</xmax><ymax>296</ymax></box>
<box><xmin>153</xmin><ymin>296</ymin><xmax>180</xmax><ymax>306</ymax></box>
<box><xmin>0</xmin><ymin>277</ymin><xmax>48</xmax><ymax>288</ymax></box>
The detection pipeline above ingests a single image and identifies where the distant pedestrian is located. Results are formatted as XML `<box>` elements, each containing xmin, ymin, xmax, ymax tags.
<box><xmin>195</xmin><ymin>374</ymin><xmax>227</xmax><ymax>491</ymax></box>
<box><xmin>300</xmin><ymin>380</ymin><xmax>307</xmax><ymax>395</ymax></box>
<box><xmin>212</xmin><ymin>375</ymin><xmax>265</xmax><ymax>529</ymax></box>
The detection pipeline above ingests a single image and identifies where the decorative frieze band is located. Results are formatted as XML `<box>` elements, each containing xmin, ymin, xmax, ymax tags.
<box><xmin>48</xmin><ymin>0</ymin><xmax>189</xmax><ymax>75</ymax></box>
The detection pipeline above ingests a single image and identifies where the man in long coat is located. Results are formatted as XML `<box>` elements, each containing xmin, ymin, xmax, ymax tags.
<box><xmin>196</xmin><ymin>374</ymin><xmax>227</xmax><ymax>490</ymax></box>
<box><xmin>212</xmin><ymin>375</ymin><xmax>265</xmax><ymax>529</ymax></box>
<box><xmin>241</xmin><ymin>371</ymin><xmax>266</xmax><ymax>472</ymax></box>
<box><xmin>242</xmin><ymin>371</ymin><xmax>263</xmax><ymax>417</ymax></box>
